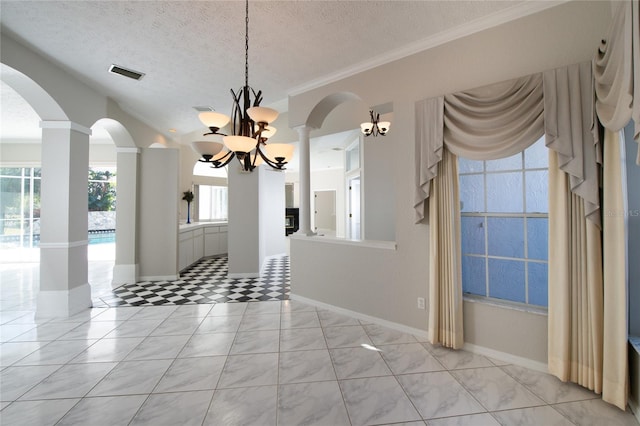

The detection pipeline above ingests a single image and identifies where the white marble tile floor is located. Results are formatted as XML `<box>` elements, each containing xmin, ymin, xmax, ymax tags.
<box><xmin>1</xmin><ymin>264</ymin><xmax>639</xmax><ymax>425</ymax></box>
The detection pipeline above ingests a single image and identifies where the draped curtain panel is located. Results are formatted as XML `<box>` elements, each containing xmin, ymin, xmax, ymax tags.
<box><xmin>592</xmin><ymin>0</ymin><xmax>638</xmax><ymax>410</ymax></box>
<box><xmin>414</xmin><ymin>97</ymin><xmax>444</xmax><ymax>223</ymax></box>
<box><xmin>427</xmin><ymin>146</ymin><xmax>463</xmax><ymax>349</ymax></box>
<box><xmin>594</xmin><ymin>0</ymin><xmax>639</xmax><ymax>163</ymax></box>
<box><xmin>547</xmin><ymin>150</ymin><xmax>604</xmax><ymax>397</ymax></box>
<box><xmin>602</xmin><ymin>129</ymin><xmax>629</xmax><ymax>410</ymax></box>
<box><xmin>415</xmin><ymin>44</ymin><xmax>632</xmax><ymax>407</ymax></box>
<box><xmin>543</xmin><ymin>61</ymin><xmax>602</xmax><ymax>226</ymax></box>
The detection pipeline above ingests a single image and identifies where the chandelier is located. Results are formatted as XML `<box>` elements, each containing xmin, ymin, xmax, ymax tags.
<box><xmin>192</xmin><ymin>0</ymin><xmax>294</xmax><ymax>172</ymax></box>
<box><xmin>360</xmin><ymin>110</ymin><xmax>391</xmax><ymax>137</ymax></box>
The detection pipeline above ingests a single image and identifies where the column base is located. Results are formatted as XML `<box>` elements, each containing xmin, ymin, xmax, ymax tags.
<box><xmin>36</xmin><ymin>282</ymin><xmax>92</xmax><ymax>318</ymax></box>
<box><xmin>112</xmin><ymin>263</ymin><xmax>139</xmax><ymax>287</ymax></box>
<box><xmin>294</xmin><ymin>229</ymin><xmax>317</xmax><ymax>237</ymax></box>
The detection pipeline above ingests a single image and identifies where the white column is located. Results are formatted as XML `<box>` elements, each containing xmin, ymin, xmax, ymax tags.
<box><xmin>112</xmin><ymin>147</ymin><xmax>140</xmax><ymax>286</ymax></box>
<box><xmin>37</xmin><ymin>120</ymin><xmax>92</xmax><ymax>318</ymax></box>
<box><xmin>227</xmin><ymin>163</ymin><xmax>286</xmax><ymax>278</ymax></box>
<box><xmin>295</xmin><ymin>125</ymin><xmax>315</xmax><ymax>236</ymax></box>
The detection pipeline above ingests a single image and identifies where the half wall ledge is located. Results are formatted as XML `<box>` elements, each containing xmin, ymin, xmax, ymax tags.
<box><xmin>288</xmin><ymin>234</ymin><xmax>397</xmax><ymax>250</ymax></box>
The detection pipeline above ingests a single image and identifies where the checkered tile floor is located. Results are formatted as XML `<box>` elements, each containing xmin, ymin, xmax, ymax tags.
<box><xmin>97</xmin><ymin>255</ymin><xmax>290</xmax><ymax>306</ymax></box>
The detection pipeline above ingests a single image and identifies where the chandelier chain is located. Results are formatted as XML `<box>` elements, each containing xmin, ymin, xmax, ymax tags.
<box><xmin>245</xmin><ymin>0</ymin><xmax>249</xmax><ymax>88</ymax></box>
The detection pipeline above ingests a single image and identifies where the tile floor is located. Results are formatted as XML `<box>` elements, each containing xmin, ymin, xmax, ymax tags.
<box><xmin>99</xmin><ymin>256</ymin><xmax>290</xmax><ymax>307</ymax></box>
<box><xmin>1</xmin><ymin>262</ymin><xmax>639</xmax><ymax>425</ymax></box>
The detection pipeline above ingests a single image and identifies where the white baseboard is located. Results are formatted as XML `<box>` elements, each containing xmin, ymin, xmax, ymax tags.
<box><xmin>36</xmin><ymin>282</ymin><xmax>92</xmax><ymax>318</ymax></box>
<box><xmin>112</xmin><ymin>263</ymin><xmax>138</xmax><ymax>287</ymax></box>
<box><xmin>138</xmin><ymin>274</ymin><xmax>178</xmax><ymax>282</ymax></box>
<box><xmin>290</xmin><ymin>294</ymin><xmax>429</xmax><ymax>339</ymax></box>
<box><xmin>291</xmin><ymin>293</ymin><xmax>550</xmax><ymax>373</ymax></box>
<box><xmin>462</xmin><ymin>342</ymin><xmax>548</xmax><ymax>373</ymax></box>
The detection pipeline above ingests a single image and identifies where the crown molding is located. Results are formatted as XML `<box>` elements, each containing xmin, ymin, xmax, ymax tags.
<box><xmin>288</xmin><ymin>0</ymin><xmax>569</xmax><ymax>97</ymax></box>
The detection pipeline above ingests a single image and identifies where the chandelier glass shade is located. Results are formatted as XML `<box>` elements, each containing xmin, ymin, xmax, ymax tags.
<box><xmin>199</xmin><ymin>112</ymin><xmax>231</xmax><ymax>134</ymax></box>
<box><xmin>191</xmin><ymin>0</ymin><xmax>293</xmax><ymax>172</ymax></box>
<box><xmin>361</xmin><ymin>110</ymin><xmax>391</xmax><ymax>137</ymax></box>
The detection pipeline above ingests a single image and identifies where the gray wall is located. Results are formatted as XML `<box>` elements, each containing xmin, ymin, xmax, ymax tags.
<box><xmin>363</xmin><ymin>113</ymin><xmax>396</xmax><ymax>241</ymax></box>
<box><xmin>228</xmin><ymin>164</ymin><xmax>286</xmax><ymax>276</ymax></box>
<box><xmin>626</xmin><ymin>123</ymin><xmax>640</xmax><ymax>337</ymax></box>
<box><xmin>287</xmin><ymin>1</ymin><xmax>611</xmax><ymax>365</ymax></box>
<box><xmin>138</xmin><ymin>148</ymin><xmax>179</xmax><ymax>279</ymax></box>
<box><xmin>228</xmin><ymin>164</ymin><xmax>261</xmax><ymax>275</ymax></box>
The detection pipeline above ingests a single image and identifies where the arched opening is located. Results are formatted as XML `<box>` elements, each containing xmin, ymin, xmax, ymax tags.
<box><xmin>0</xmin><ymin>63</ymin><xmax>69</xmax><ymax>310</ymax></box>
<box><xmin>0</xmin><ymin>77</ymin><xmax>44</xmax><ymax>264</ymax></box>
<box><xmin>86</xmin><ymin>121</ymin><xmax>118</xmax><ymax>296</ymax></box>
<box><xmin>294</xmin><ymin>92</ymin><xmax>394</xmax><ymax>240</ymax></box>
<box><xmin>92</xmin><ymin>118</ymin><xmax>140</xmax><ymax>289</ymax></box>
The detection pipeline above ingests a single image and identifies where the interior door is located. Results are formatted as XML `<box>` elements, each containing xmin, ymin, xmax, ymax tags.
<box><xmin>314</xmin><ymin>190</ymin><xmax>336</xmax><ymax>236</ymax></box>
<box><xmin>347</xmin><ymin>176</ymin><xmax>361</xmax><ymax>240</ymax></box>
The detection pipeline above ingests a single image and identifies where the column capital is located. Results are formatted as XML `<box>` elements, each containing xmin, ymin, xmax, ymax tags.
<box><xmin>293</xmin><ymin>125</ymin><xmax>315</xmax><ymax>138</ymax></box>
<box><xmin>40</xmin><ymin>120</ymin><xmax>92</xmax><ymax>135</ymax></box>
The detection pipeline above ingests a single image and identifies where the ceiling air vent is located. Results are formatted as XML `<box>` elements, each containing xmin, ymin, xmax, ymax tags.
<box><xmin>193</xmin><ymin>106</ymin><xmax>214</xmax><ymax>112</ymax></box>
<box><xmin>109</xmin><ymin>64</ymin><xmax>145</xmax><ymax>81</ymax></box>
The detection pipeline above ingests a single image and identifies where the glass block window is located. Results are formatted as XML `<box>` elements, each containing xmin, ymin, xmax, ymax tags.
<box><xmin>459</xmin><ymin>137</ymin><xmax>549</xmax><ymax>307</ymax></box>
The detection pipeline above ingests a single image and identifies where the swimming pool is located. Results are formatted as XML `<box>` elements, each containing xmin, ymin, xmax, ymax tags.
<box><xmin>88</xmin><ymin>231</ymin><xmax>115</xmax><ymax>245</ymax></box>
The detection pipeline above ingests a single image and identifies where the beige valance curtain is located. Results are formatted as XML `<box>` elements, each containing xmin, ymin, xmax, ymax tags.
<box><xmin>414</xmin><ymin>74</ymin><xmax>544</xmax><ymax>223</ymax></box>
<box><xmin>444</xmin><ymin>74</ymin><xmax>544</xmax><ymax>160</ymax></box>
<box><xmin>416</xmin><ymin>62</ymin><xmax>602</xmax><ymax>225</ymax></box>
<box><xmin>594</xmin><ymin>0</ymin><xmax>639</xmax><ymax>163</ymax></box>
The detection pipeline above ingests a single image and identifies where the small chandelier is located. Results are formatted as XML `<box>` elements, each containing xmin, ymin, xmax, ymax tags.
<box><xmin>360</xmin><ymin>110</ymin><xmax>391</xmax><ymax>137</ymax></box>
<box><xmin>191</xmin><ymin>0</ymin><xmax>294</xmax><ymax>172</ymax></box>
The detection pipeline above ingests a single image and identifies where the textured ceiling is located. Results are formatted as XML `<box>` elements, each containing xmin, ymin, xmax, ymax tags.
<box><xmin>0</xmin><ymin>0</ymin><xmax>536</xmax><ymax>141</ymax></box>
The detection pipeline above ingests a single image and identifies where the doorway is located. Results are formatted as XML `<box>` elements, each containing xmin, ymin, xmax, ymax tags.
<box><xmin>347</xmin><ymin>176</ymin><xmax>361</xmax><ymax>240</ymax></box>
<box><xmin>314</xmin><ymin>190</ymin><xmax>336</xmax><ymax>236</ymax></box>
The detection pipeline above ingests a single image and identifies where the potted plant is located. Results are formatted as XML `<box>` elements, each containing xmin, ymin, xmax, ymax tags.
<box><xmin>182</xmin><ymin>190</ymin><xmax>194</xmax><ymax>224</ymax></box>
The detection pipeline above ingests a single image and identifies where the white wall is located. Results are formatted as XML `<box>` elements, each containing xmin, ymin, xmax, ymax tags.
<box><xmin>288</xmin><ymin>1</ymin><xmax>612</xmax><ymax>365</ymax></box>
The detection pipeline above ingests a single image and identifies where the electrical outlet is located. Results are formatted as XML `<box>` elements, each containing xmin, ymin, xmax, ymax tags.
<box><xmin>417</xmin><ymin>297</ymin><xmax>425</xmax><ymax>310</ymax></box>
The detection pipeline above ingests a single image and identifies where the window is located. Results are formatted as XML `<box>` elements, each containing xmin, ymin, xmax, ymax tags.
<box><xmin>198</xmin><ymin>185</ymin><xmax>228</xmax><ymax>221</ymax></box>
<box><xmin>459</xmin><ymin>137</ymin><xmax>549</xmax><ymax>307</ymax></box>
<box><xmin>0</xmin><ymin>167</ymin><xmax>41</xmax><ymax>249</ymax></box>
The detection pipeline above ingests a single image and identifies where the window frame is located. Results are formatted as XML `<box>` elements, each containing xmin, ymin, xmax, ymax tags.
<box><xmin>458</xmin><ymin>139</ymin><xmax>549</xmax><ymax>308</ymax></box>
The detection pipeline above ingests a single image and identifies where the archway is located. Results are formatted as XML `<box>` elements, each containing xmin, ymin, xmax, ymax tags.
<box><xmin>294</xmin><ymin>92</ymin><xmax>370</xmax><ymax>237</ymax></box>
<box><xmin>0</xmin><ymin>63</ymin><xmax>100</xmax><ymax>316</ymax></box>
<box><xmin>92</xmin><ymin>119</ymin><xmax>140</xmax><ymax>288</ymax></box>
